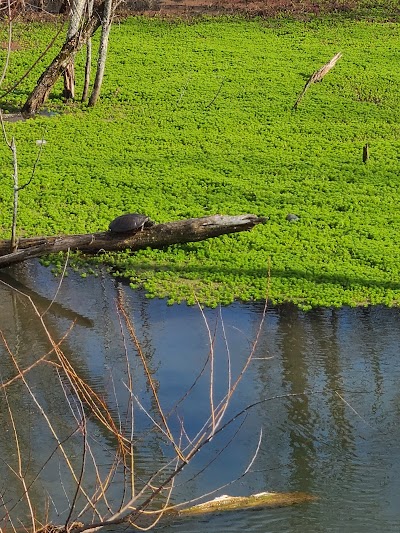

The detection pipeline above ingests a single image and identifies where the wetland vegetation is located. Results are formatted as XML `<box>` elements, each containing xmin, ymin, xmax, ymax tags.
<box><xmin>1</xmin><ymin>8</ymin><xmax>400</xmax><ymax>530</ymax></box>
<box><xmin>1</xmin><ymin>12</ymin><xmax>400</xmax><ymax>308</ymax></box>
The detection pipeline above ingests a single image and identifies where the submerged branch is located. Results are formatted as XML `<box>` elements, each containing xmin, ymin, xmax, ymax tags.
<box><xmin>179</xmin><ymin>491</ymin><xmax>317</xmax><ymax>515</ymax></box>
<box><xmin>36</xmin><ymin>491</ymin><xmax>316</xmax><ymax>533</ymax></box>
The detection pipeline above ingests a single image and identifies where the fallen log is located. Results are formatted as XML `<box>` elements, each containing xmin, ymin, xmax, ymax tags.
<box><xmin>0</xmin><ymin>214</ymin><xmax>267</xmax><ymax>268</ymax></box>
<box><xmin>38</xmin><ymin>491</ymin><xmax>316</xmax><ymax>533</ymax></box>
<box><xmin>178</xmin><ymin>491</ymin><xmax>317</xmax><ymax>515</ymax></box>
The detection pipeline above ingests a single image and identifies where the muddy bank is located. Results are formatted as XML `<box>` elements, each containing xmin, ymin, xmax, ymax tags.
<box><xmin>8</xmin><ymin>0</ymin><xmax>400</xmax><ymax>21</ymax></box>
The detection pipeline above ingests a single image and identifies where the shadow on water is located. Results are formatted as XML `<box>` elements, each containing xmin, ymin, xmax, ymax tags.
<box><xmin>0</xmin><ymin>270</ymin><xmax>94</xmax><ymax>327</ymax></box>
<box><xmin>0</xmin><ymin>105</ymin><xmax>60</xmax><ymax>122</ymax></box>
<box><xmin>0</xmin><ymin>260</ymin><xmax>400</xmax><ymax>531</ymax></box>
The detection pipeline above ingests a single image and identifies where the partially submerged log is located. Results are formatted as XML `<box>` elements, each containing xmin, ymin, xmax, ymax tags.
<box><xmin>179</xmin><ymin>491</ymin><xmax>317</xmax><ymax>515</ymax></box>
<box><xmin>0</xmin><ymin>214</ymin><xmax>267</xmax><ymax>268</ymax></box>
<box><xmin>37</xmin><ymin>491</ymin><xmax>316</xmax><ymax>533</ymax></box>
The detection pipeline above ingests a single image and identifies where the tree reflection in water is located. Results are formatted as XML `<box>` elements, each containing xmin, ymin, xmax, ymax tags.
<box><xmin>1</xmin><ymin>261</ymin><xmax>400</xmax><ymax>532</ymax></box>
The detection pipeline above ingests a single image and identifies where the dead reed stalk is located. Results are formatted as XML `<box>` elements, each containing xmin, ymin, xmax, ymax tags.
<box><xmin>293</xmin><ymin>52</ymin><xmax>342</xmax><ymax>109</ymax></box>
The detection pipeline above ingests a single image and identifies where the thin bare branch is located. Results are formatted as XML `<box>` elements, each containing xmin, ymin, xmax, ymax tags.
<box><xmin>117</xmin><ymin>294</ymin><xmax>186</xmax><ymax>462</ymax></box>
<box><xmin>0</xmin><ymin>2</ymin><xmax>12</xmax><ymax>89</ymax></box>
<box><xmin>0</xmin><ymin>319</ymin><xmax>76</xmax><ymax>390</ymax></box>
<box><xmin>10</xmin><ymin>136</ymin><xmax>18</xmax><ymax>251</ymax></box>
<box><xmin>0</xmin><ymin>296</ymin><xmax>102</xmax><ymax>518</ymax></box>
<box><xmin>2</xmin><ymin>386</ymin><xmax>36</xmax><ymax>533</ymax></box>
<box><xmin>64</xmin><ymin>420</ymin><xmax>87</xmax><ymax>527</ymax></box>
<box><xmin>40</xmin><ymin>249</ymin><xmax>70</xmax><ymax>317</ymax></box>
<box><xmin>177</xmin><ymin>414</ymin><xmax>248</xmax><ymax>488</ymax></box>
<box><xmin>0</xmin><ymin>21</ymin><xmax>66</xmax><ymax>101</ymax></box>
<box><xmin>243</xmin><ymin>428</ymin><xmax>262</xmax><ymax>475</ymax></box>
<box><xmin>205</xmin><ymin>78</ymin><xmax>225</xmax><ymax>109</ymax></box>
<box><xmin>293</xmin><ymin>52</ymin><xmax>342</xmax><ymax>109</ymax></box>
<box><xmin>115</xmin><ymin>291</ymin><xmax>135</xmax><ymax>503</ymax></box>
<box><xmin>18</xmin><ymin>128</ymin><xmax>47</xmax><ymax>192</ymax></box>
<box><xmin>196</xmin><ymin>299</ymin><xmax>217</xmax><ymax>434</ymax></box>
<box><xmin>334</xmin><ymin>390</ymin><xmax>373</xmax><ymax>428</ymax></box>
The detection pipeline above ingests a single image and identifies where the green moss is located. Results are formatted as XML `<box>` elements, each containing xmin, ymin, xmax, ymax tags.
<box><xmin>1</xmin><ymin>16</ymin><xmax>400</xmax><ymax>308</ymax></box>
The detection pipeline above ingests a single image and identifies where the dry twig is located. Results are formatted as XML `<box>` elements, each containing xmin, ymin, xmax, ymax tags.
<box><xmin>293</xmin><ymin>52</ymin><xmax>342</xmax><ymax>109</ymax></box>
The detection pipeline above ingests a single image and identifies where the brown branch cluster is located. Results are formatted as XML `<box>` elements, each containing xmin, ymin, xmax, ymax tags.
<box><xmin>0</xmin><ymin>259</ymin><xmax>271</xmax><ymax>532</ymax></box>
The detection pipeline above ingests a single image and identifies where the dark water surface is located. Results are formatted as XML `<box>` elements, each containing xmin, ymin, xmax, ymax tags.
<box><xmin>0</xmin><ymin>261</ymin><xmax>400</xmax><ymax>532</ymax></box>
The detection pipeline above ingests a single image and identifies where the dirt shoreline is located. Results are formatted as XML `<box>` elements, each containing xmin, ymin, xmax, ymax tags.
<box><xmin>8</xmin><ymin>0</ymin><xmax>400</xmax><ymax>22</ymax></box>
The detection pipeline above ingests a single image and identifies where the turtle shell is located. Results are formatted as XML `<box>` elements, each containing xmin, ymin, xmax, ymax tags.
<box><xmin>109</xmin><ymin>213</ymin><xmax>154</xmax><ymax>233</ymax></box>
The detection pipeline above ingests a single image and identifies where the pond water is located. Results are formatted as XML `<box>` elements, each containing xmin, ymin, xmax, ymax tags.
<box><xmin>0</xmin><ymin>261</ymin><xmax>400</xmax><ymax>532</ymax></box>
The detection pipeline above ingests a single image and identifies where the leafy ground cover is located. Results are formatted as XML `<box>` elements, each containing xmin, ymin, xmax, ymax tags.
<box><xmin>0</xmin><ymin>15</ymin><xmax>400</xmax><ymax>308</ymax></box>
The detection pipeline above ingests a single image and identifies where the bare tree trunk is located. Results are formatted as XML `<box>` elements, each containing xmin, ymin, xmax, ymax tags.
<box><xmin>0</xmin><ymin>214</ymin><xmax>267</xmax><ymax>268</ymax></box>
<box><xmin>21</xmin><ymin>4</ymin><xmax>104</xmax><ymax>116</ymax></box>
<box><xmin>63</xmin><ymin>62</ymin><xmax>75</xmax><ymax>100</ymax></box>
<box><xmin>10</xmin><ymin>137</ymin><xmax>18</xmax><ymax>252</ymax></box>
<box><xmin>88</xmin><ymin>0</ymin><xmax>113</xmax><ymax>107</ymax></box>
<box><xmin>63</xmin><ymin>0</ymin><xmax>87</xmax><ymax>101</ymax></box>
<box><xmin>59</xmin><ymin>0</ymin><xmax>69</xmax><ymax>13</ymax></box>
<box><xmin>82</xmin><ymin>0</ymin><xmax>94</xmax><ymax>101</ymax></box>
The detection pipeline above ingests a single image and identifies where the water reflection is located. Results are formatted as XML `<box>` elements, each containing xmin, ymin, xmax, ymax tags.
<box><xmin>0</xmin><ymin>261</ymin><xmax>400</xmax><ymax>531</ymax></box>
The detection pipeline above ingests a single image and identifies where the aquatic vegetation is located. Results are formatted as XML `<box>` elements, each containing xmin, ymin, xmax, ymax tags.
<box><xmin>0</xmin><ymin>16</ymin><xmax>400</xmax><ymax>308</ymax></box>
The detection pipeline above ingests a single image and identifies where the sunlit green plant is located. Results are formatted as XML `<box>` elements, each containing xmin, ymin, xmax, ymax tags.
<box><xmin>0</xmin><ymin>15</ymin><xmax>400</xmax><ymax>308</ymax></box>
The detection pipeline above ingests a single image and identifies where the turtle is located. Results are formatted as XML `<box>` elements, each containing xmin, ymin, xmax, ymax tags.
<box><xmin>286</xmin><ymin>213</ymin><xmax>300</xmax><ymax>223</ymax></box>
<box><xmin>108</xmin><ymin>213</ymin><xmax>154</xmax><ymax>234</ymax></box>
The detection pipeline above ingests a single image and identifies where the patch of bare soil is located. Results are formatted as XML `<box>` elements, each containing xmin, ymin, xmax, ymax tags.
<box><xmin>0</xmin><ymin>41</ymin><xmax>23</xmax><ymax>50</ymax></box>
<box><xmin>120</xmin><ymin>0</ymin><xmax>361</xmax><ymax>18</ymax></box>
<box><xmin>5</xmin><ymin>0</ymin><xmax>380</xmax><ymax>22</ymax></box>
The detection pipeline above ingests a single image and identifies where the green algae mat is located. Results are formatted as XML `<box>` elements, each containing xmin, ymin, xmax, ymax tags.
<box><xmin>1</xmin><ymin>16</ymin><xmax>400</xmax><ymax>309</ymax></box>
